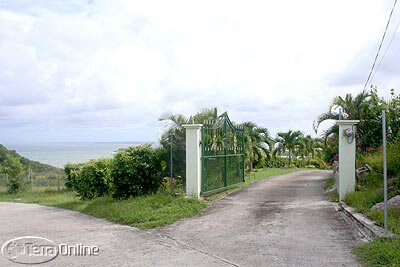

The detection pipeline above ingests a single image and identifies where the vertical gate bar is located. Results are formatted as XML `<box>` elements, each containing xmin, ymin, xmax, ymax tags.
<box><xmin>224</xmin><ymin>116</ymin><xmax>227</xmax><ymax>187</ymax></box>
<box><xmin>241</xmin><ymin>129</ymin><xmax>245</xmax><ymax>182</ymax></box>
<box><xmin>201</xmin><ymin>125</ymin><xmax>205</xmax><ymax>194</ymax></box>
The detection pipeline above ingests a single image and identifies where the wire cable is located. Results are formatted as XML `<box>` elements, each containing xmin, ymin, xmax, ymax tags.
<box><xmin>369</xmin><ymin>17</ymin><xmax>400</xmax><ymax>84</ymax></box>
<box><xmin>364</xmin><ymin>0</ymin><xmax>398</xmax><ymax>90</ymax></box>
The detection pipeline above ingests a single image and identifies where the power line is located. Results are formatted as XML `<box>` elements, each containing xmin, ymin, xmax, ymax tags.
<box><xmin>369</xmin><ymin>16</ymin><xmax>400</xmax><ymax>84</ymax></box>
<box><xmin>364</xmin><ymin>0</ymin><xmax>398</xmax><ymax>90</ymax></box>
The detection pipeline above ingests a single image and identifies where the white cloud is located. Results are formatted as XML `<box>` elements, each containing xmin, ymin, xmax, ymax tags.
<box><xmin>0</xmin><ymin>0</ymin><xmax>398</xmax><ymax>142</ymax></box>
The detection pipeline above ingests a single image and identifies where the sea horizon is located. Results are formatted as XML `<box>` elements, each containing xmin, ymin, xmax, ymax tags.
<box><xmin>3</xmin><ymin>141</ymin><xmax>156</xmax><ymax>168</ymax></box>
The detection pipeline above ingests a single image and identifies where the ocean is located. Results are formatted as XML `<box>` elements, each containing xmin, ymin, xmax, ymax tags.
<box><xmin>4</xmin><ymin>142</ymin><xmax>151</xmax><ymax>168</ymax></box>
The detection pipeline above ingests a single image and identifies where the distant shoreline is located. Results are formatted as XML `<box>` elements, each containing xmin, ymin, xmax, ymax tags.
<box><xmin>4</xmin><ymin>142</ymin><xmax>150</xmax><ymax>168</ymax></box>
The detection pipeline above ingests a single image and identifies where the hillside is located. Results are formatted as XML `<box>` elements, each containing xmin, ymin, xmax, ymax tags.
<box><xmin>0</xmin><ymin>144</ymin><xmax>62</xmax><ymax>177</ymax></box>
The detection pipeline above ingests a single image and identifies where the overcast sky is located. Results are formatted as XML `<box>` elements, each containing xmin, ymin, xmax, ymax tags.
<box><xmin>1</xmin><ymin>0</ymin><xmax>399</xmax><ymax>144</ymax></box>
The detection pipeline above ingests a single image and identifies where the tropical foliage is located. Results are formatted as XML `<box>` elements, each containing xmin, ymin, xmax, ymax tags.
<box><xmin>314</xmin><ymin>88</ymin><xmax>400</xmax><ymax>161</ymax></box>
<box><xmin>239</xmin><ymin>121</ymin><xmax>274</xmax><ymax>171</ymax></box>
<box><xmin>65</xmin><ymin>145</ymin><xmax>167</xmax><ymax>200</ymax></box>
<box><xmin>159</xmin><ymin>108</ymin><xmax>324</xmax><ymax>172</ymax></box>
<box><xmin>0</xmin><ymin>155</ymin><xmax>24</xmax><ymax>193</ymax></box>
<box><xmin>0</xmin><ymin>144</ymin><xmax>61</xmax><ymax>181</ymax></box>
<box><xmin>274</xmin><ymin>130</ymin><xmax>304</xmax><ymax>166</ymax></box>
<box><xmin>65</xmin><ymin>158</ymin><xmax>111</xmax><ymax>199</ymax></box>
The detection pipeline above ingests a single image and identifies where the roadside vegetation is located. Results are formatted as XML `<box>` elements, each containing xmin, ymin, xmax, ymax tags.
<box><xmin>0</xmin><ymin>145</ymin><xmax>63</xmax><ymax>192</ymax></box>
<box><xmin>316</xmin><ymin>88</ymin><xmax>400</xmax><ymax>266</ymax></box>
<box><xmin>323</xmin><ymin>176</ymin><xmax>338</xmax><ymax>202</ymax></box>
<box><xmin>0</xmin><ymin>107</ymin><xmax>327</xmax><ymax>229</ymax></box>
<box><xmin>0</xmin><ymin>189</ymin><xmax>205</xmax><ymax>229</ymax></box>
<box><xmin>353</xmin><ymin>237</ymin><xmax>400</xmax><ymax>267</ymax></box>
<box><xmin>0</xmin><ymin>168</ymin><xmax>307</xmax><ymax>228</ymax></box>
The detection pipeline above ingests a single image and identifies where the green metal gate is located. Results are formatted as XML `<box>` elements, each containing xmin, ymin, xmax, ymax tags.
<box><xmin>201</xmin><ymin>114</ymin><xmax>245</xmax><ymax>195</ymax></box>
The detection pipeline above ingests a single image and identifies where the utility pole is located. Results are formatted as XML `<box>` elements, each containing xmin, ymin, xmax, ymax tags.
<box><xmin>170</xmin><ymin>132</ymin><xmax>174</xmax><ymax>193</ymax></box>
<box><xmin>382</xmin><ymin>110</ymin><xmax>388</xmax><ymax>230</ymax></box>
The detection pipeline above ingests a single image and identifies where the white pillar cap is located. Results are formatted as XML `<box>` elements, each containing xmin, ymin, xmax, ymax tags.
<box><xmin>335</xmin><ymin>120</ymin><xmax>360</xmax><ymax>125</ymax></box>
<box><xmin>182</xmin><ymin>124</ymin><xmax>203</xmax><ymax>129</ymax></box>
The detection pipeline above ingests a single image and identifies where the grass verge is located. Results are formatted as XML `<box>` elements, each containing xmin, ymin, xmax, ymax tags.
<box><xmin>203</xmin><ymin>168</ymin><xmax>308</xmax><ymax>202</ymax></box>
<box><xmin>323</xmin><ymin>175</ymin><xmax>339</xmax><ymax>202</ymax></box>
<box><xmin>0</xmin><ymin>189</ymin><xmax>205</xmax><ymax>229</ymax></box>
<box><xmin>0</xmin><ymin>168</ymin><xmax>309</xmax><ymax>229</ymax></box>
<box><xmin>354</xmin><ymin>237</ymin><xmax>400</xmax><ymax>266</ymax></box>
<box><xmin>345</xmin><ymin>187</ymin><xmax>400</xmax><ymax>235</ymax></box>
<box><xmin>247</xmin><ymin>167</ymin><xmax>308</xmax><ymax>184</ymax></box>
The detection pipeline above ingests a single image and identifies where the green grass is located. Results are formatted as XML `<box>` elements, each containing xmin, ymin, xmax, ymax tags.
<box><xmin>0</xmin><ymin>190</ymin><xmax>206</xmax><ymax>229</ymax></box>
<box><xmin>0</xmin><ymin>168</ymin><xmax>309</xmax><ymax>229</ymax></box>
<box><xmin>368</xmin><ymin>209</ymin><xmax>400</xmax><ymax>235</ymax></box>
<box><xmin>323</xmin><ymin>176</ymin><xmax>339</xmax><ymax>202</ymax></box>
<box><xmin>247</xmin><ymin>167</ymin><xmax>308</xmax><ymax>184</ymax></box>
<box><xmin>345</xmin><ymin>187</ymin><xmax>383</xmax><ymax>214</ymax></box>
<box><xmin>324</xmin><ymin>176</ymin><xmax>334</xmax><ymax>190</ymax></box>
<box><xmin>203</xmin><ymin>168</ymin><xmax>309</xmax><ymax>202</ymax></box>
<box><xmin>354</xmin><ymin>237</ymin><xmax>400</xmax><ymax>266</ymax></box>
<box><xmin>344</xmin><ymin>184</ymin><xmax>400</xmax><ymax>235</ymax></box>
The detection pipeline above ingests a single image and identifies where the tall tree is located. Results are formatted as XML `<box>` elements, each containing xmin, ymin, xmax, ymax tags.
<box><xmin>313</xmin><ymin>90</ymin><xmax>370</xmax><ymax>139</ymax></box>
<box><xmin>274</xmin><ymin>130</ymin><xmax>304</xmax><ymax>166</ymax></box>
<box><xmin>299</xmin><ymin>135</ymin><xmax>322</xmax><ymax>164</ymax></box>
<box><xmin>158</xmin><ymin>107</ymin><xmax>221</xmax><ymax>185</ymax></box>
<box><xmin>0</xmin><ymin>155</ymin><xmax>24</xmax><ymax>193</ymax></box>
<box><xmin>240</xmin><ymin>122</ymin><xmax>274</xmax><ymax>171</ymax></box>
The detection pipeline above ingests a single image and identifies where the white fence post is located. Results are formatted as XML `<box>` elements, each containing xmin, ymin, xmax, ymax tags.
<box><xmin>336</xmin><ymin>120</ymin><xmax>359</xmax><ymax>202</ymax></box>
<box><xmin>182</xmin><ymin>124</ymin><xmax>203</xmax><ymax>198</ymax></box>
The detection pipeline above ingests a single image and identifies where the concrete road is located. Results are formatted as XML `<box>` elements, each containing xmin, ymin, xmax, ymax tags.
<box><xmin>0</xmin><ymin>170</ymin><xmax>362</xmax><ymax>266</ymax></box>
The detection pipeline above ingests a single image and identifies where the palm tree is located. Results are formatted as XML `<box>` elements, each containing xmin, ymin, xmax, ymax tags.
<box><xmin>299</xmin><ymin>135</ymin><xmax>322</xmax><ymax>164</ymax></box>
<box><xmin>313</xmin><ymin>90</ymin><xmax>370</xmax><ymax>138</ymax></box>
<box><xmin>274</xmin><ymin>130</ymin><xmax>304</xmax><ymax>167</ymax></box>
<box><xmin>159</xmin><ymin>107</ymin><xmax>222</xmax><ymax>186</ymax></box>
<box><xmin>192</xmin><ymin>107</ymin><xmax>219</xmax><ymax>124</ymax></box>
<box><xmin>240</xmin><ymin>121</ymin><xmax>274</xmax><ymax>171</ymax></box>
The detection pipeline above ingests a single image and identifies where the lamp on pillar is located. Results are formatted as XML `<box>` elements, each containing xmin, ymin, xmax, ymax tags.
<box><xmin>335</xmin><ymin>120</ymin><xmax>359</xmax><ymax>202</ymax></box>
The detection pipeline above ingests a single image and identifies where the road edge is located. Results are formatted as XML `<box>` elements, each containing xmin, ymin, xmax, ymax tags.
<box><xmin>337</xmin><ymin>202</ymin><xmax>395</xmax><ymax>241</ymax></box>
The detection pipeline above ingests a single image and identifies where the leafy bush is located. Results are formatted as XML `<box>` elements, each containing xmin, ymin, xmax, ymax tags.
<box><xmin>266</xmin><ymin>157</ymin><xmax>286</xmax><ymax>168</ymax></box>
<box><xmin>309</xmin><ymin>159</ymin><xmax>326</xmax><ymax>169</ymax></box>
<box><xmin>72</xmin><ymin>159</ymin><xmax>111</xmax><ymax>199</ymax></box>
<box><xmin>387</xmin><ymin>143</ymin><xmax>400</xmax><ymax>177</ymax></box>
<box><xmin>358</xmin><ymin>142</ymin><xmax>400</xmax><ymax>193</ymax></box>
<box><xmin>63</xmin><ymin>159</ymin><xmax>110</xmax><ymax>199</ymax></box>
<box><xmin>64</xmin><ymin>163</ymin><xmax>83</xmax><ymax>190</ymax></box>
<box><xmin>0</xmin><ymin>155</ymin><xmax>24</xmax><ymax>193</ymax></box>
<box><xmin>109</xmin><ymin>145</ymin><xmax>167</xmax><ymax>199</ymax></box>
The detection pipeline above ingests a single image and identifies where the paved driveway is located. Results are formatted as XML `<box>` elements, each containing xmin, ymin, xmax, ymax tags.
<box><xmin>0</xmin><ymin>170</ymin><xmax>361</xmax><ymax>266</ymax></box>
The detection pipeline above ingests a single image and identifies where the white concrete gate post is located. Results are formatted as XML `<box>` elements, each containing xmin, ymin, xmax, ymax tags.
<box><xmin>336</xmin><ymin>120</ymin><xmax>359</xmax><ymax>202</ymax></box>
<box><xmin>182</xmin><ymin>124</ymin><xmax>203</xmax><ymax>198</ymax></box>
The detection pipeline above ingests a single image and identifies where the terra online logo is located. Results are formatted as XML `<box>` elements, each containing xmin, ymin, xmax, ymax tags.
<box><xmin>1</xmin><ymin>236</ymin><xmax>99</xmax><ymax>264</ymax></box>
<box><xmin>1</xmin><ymin>236</ymin><xmax>59</xmax><ymax>264</ymax></box>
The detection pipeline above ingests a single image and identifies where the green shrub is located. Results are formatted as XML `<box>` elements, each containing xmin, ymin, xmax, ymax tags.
<box><xmin>305</xmin><ymin>165</ymin><xmax>316</xmax><ymax>169</ymax></box>
<box><xmin>309</xmin><ymin>159</ymin><xmax>326</xmax><ymax>169</ymax></box>
<box><xmin>109</xmin><ymin>145</ymin><xmax>167</xmax><ymax>199</ymax></box>
<box><xmin>358</xmin><ymin>143</ymin><xmax>400</xmax><ymax>193</ymax></box>
<box><xmin>357</xmin><ymin>150</ymin><xmax>383</xmax><ymax>173</ymax></box>
<box><xmin>387</xmin><ymin>142</ymin><xmax>400</xmax><ymax>177</ymax></box>
<box><xmin>266</xmin><ymin>157</ymin><xmax>286</xmax><ymax>168</ymax></box>
<box><xmin>63</xmin><ymin>159</ymin><xmax>111</xmax><ymax>199</ymax></box>
<box><xmin>64</xmin><ymin>163</ymin><xmax>84</xmax><ymax>190</ymax></box>
<box><xmin>0</xmin><ymin>155</ymin><xmax>24</xmax><ymax>193</ymax></box>
<box><xmin>72</xmin><ymin>158</ymin><xmax>111</xmax><ymax>199</ymax></box>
